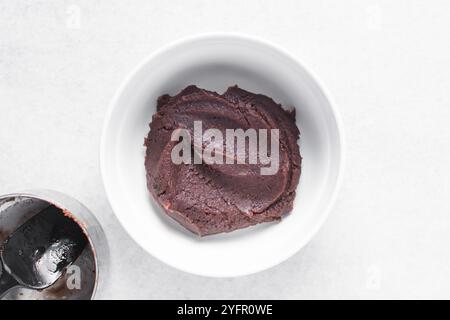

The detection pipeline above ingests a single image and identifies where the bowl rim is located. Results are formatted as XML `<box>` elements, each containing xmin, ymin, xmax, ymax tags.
<box><xmin>100</xmin><ymin>32</ymin><xmax>346</xmax><ymax>277</ymax></box>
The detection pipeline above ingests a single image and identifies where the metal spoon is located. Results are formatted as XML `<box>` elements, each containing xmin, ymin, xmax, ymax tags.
<box><xmin>0</xmin><ymin>205</ymin><xmax>87</xmax><ymax>299</ymax></box>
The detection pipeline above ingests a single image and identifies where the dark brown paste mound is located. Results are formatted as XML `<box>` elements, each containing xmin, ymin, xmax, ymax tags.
<box><xmin>144</xmin><ymin>85</ymin><xmax>301</xmax><ymax>236</ymax></box>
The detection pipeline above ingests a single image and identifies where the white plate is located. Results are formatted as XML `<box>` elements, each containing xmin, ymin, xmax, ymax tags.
<box><xmin>100</xmin><ymin>33</ymin><xmax>344</xmax><ymax>277</ymax></box>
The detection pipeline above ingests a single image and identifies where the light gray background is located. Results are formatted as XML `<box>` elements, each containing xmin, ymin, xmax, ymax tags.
<box><xmin>1</xmin><ymin>0</ymin><xmax>449</xmax><ymax>299</ymax></box>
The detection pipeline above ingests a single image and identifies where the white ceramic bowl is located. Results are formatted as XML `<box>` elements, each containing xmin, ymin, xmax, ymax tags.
<box><xmin>101</xmin><ymin>34</ymin><xmax>344</xmax><ymax>277</ymax></box>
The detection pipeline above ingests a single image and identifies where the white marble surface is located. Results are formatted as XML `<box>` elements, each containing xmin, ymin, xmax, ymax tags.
<box><xmin>1</xmin><ymin>0</ymin><xmax>450</xmax><ymax>299</ymax></box>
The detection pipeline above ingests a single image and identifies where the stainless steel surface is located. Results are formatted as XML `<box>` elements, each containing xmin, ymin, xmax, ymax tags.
<box><xmin>0</xmin><ymin>190</ymin><xmax>109</xmax><ymax>300</ymax></box>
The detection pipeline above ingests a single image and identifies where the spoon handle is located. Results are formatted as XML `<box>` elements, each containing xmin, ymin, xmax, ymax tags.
<box><xmin>0</xmin><ymin>261</ymin><xmax>19</xmax><ymax>299</ymax></box>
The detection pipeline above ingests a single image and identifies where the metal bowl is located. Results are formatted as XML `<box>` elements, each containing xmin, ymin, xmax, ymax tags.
<box><xmin>0</xmin><ymin>190</ymin><xmax>109</xmax><ymax>300</ymax></box>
